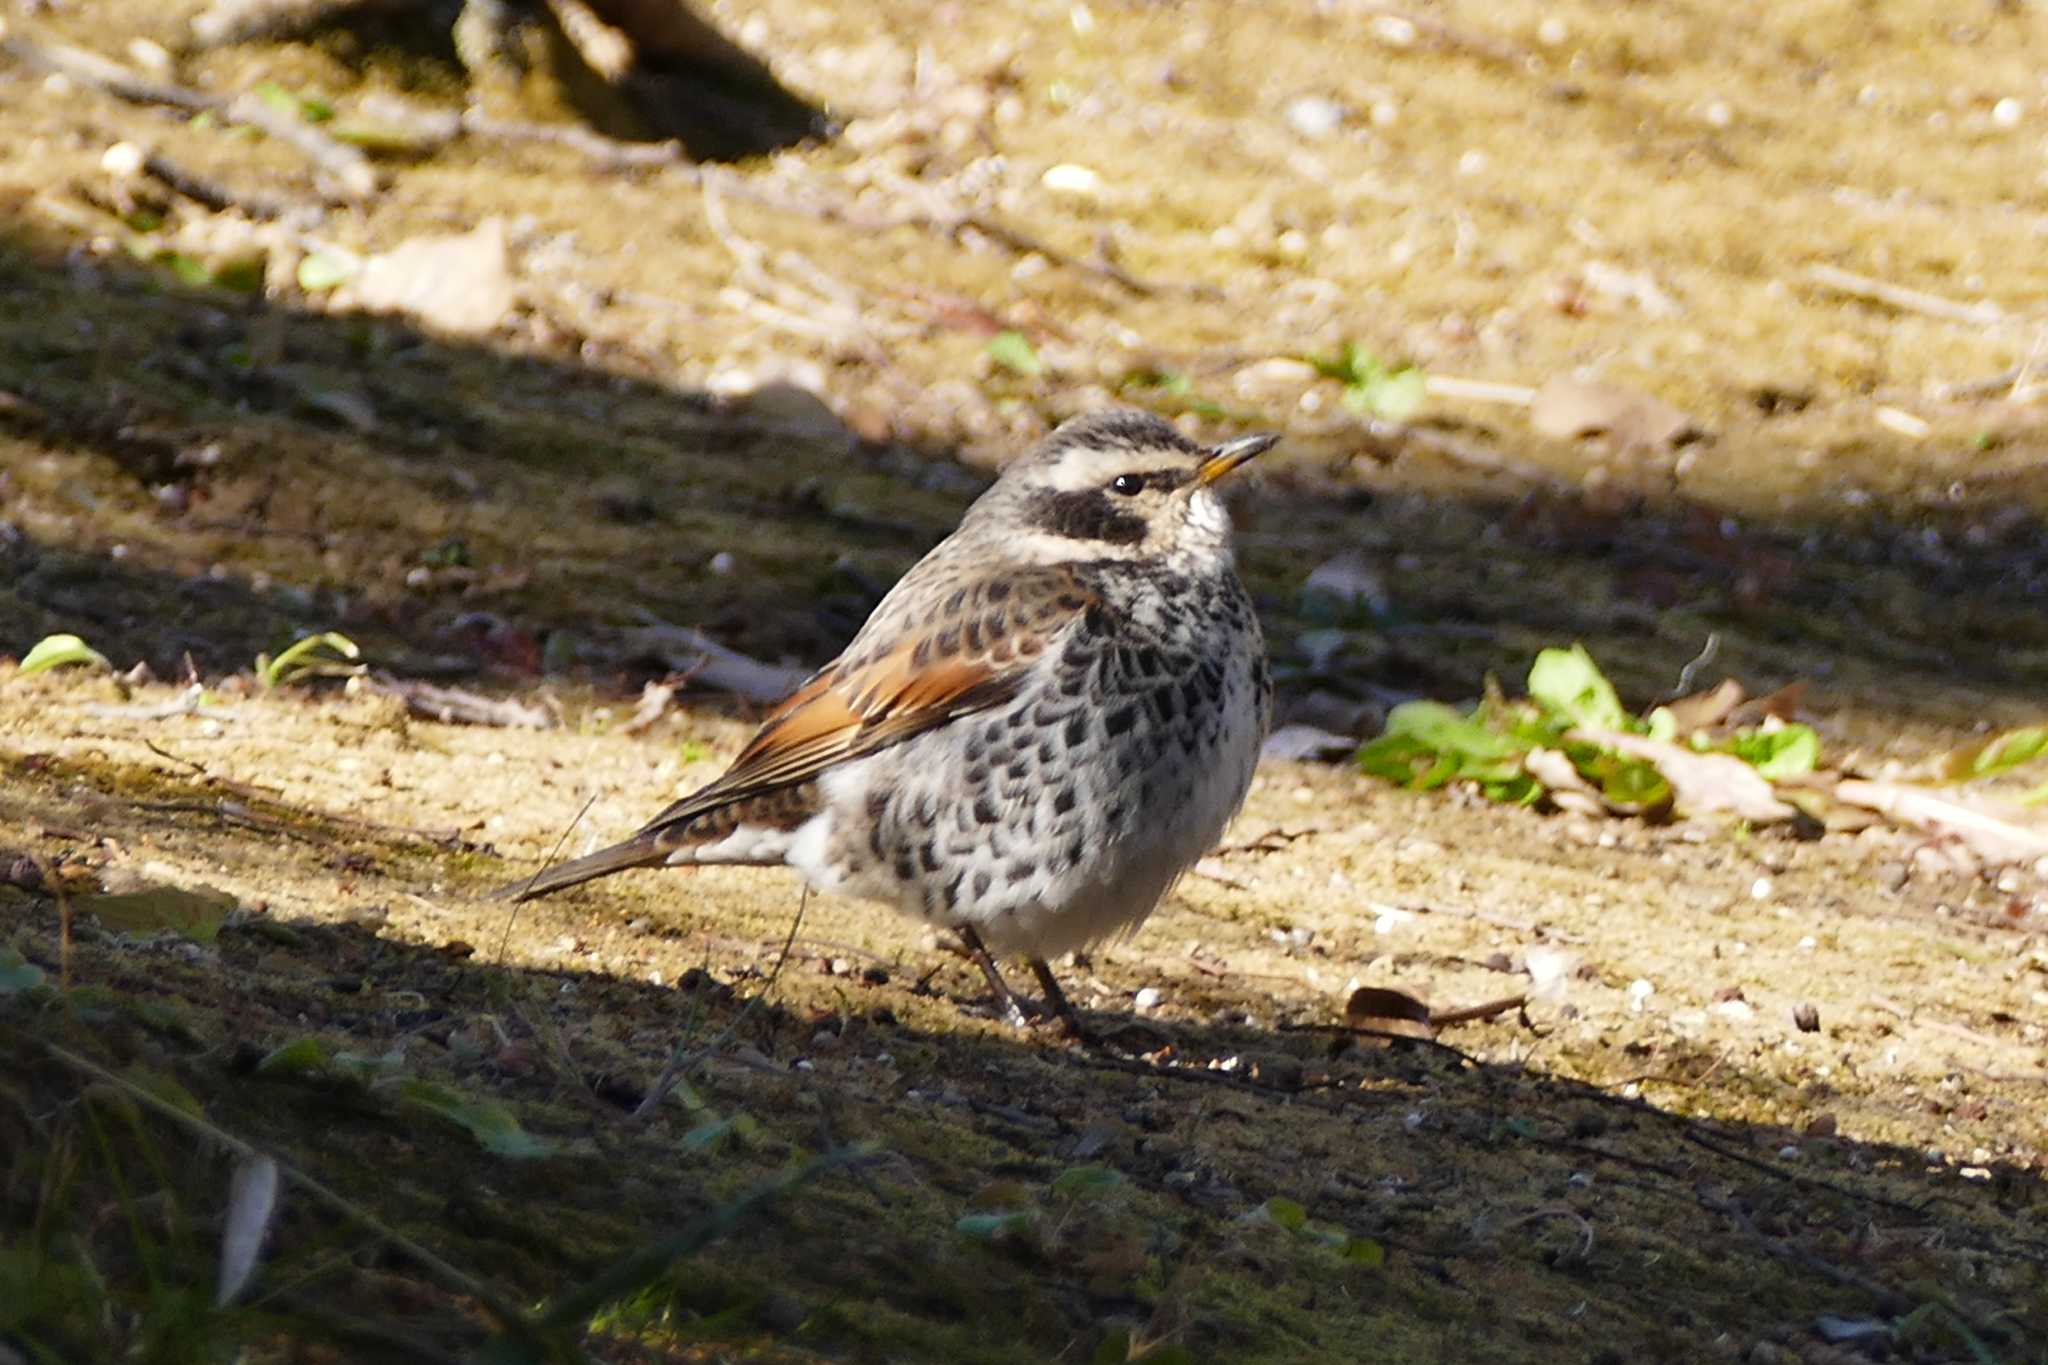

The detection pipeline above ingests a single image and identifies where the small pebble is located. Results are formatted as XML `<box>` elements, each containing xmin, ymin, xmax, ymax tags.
<box><xmin>1133</xmin><ymin>986</ymin><xmax>1164</xmax><ymax>1010</ymax></box>
<box><xmin>1041</xmin><ymin>163</ymin><xmax>1102</xmax><ymax>196</ymax></box>
<box><xmin>1284</xmin><ymin>95</ymin><xmax>1347</xmax><ymax>139</ymax></box>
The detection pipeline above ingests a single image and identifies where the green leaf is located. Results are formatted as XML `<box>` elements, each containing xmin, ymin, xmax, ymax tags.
<box><xmin>1937</xmin><ymin>726</ymin><xmax>2048</xmax><ymax>782</ymax></box>
<box><xmin>0</xmin><ymin>947</ymin><xmax>47</xmax><ymax>995</ymax></box>
<box><xmin>1092</xmin><ymin>1330</ymin><xmax>1134</xmax><ymax>1365</ymax></box>
<box><xmin>985</xmin><ymin>330</ymin><xmax>1043</xmax><ymax>376</ymax></box>
<box><xmin>1257</xmin><ymin>1196</ymin><xmax>1308</xmax><ymax>1231</ymax></box>
<box><xmin>19</xmin><ymin>633</ymin><xmax>111</xmax><ymax>675</ymax></box>
<box><xmin>1051</xmin><ymin>1164</ymin><xmax>1124</xmax><ymax>1198</ymax></box>
<box><xmin>163</xmin><ymin>252</ymin><xmax>215</xmax><ymax>287</ymax></box>
<box><xmin>1384</xmin><ymin>700</ymin><xmax>1524</xmax><ymax>762</ymax></box>
<box><xmin>76</xmin><ymin>883</ymin><xmax>236</xmax><ymax>944</ymax></box>
<box><xmin>955</xmin><ymin>1210</ymin><xmax>1035</xmax><ymax>1242</ymax></box>
<box><xmin>1527</xmin><ymin>645</ymin><xmax>1629</xmax><ymax>729</ymax></box>
<box><xmin>1305</xmin><ymin>340</ymin><xmax>1367</xmax><ymax>383</ymax></box>
<box><xmin>678</xmin><ymin>1117</ymin><xmax>738</xmax><ymax>1152</ymax></box>
<box><xmin>1340</xmin><ymin>1236</ymin><xmax>1386</xmax><ymax>1268</ymax></box>
<box><xmin>252</xmin><ymin>81</ymin><xmax>298</xmax><ymax>115</ymax></box>
<box><xmin>255</xmin><ymin>1037</ymin><xmax>334</xmax><ymax>1077</ymax></box>
<box><xmin>257</xmin><ymin>630</ymin><xmax>361</xmax><ymax>688</ymax></box>
<box><xmin>1723</xmin><ymin>724</ymin><xmax>1820</xmax><ymax>780</ymax></box>
<box><xmin>1568</xmin><ymin>747</ymin><xmax>1672</xmax><ymax>809</ymax></box>
<box><xmin>398</xmin><ymin>1080</ymin><xmax>554</xmax><ymax>1158</ymax></box>
<box><xmin>1344</xmin><ymin>366</ymin><xmax>1426</xmax><ymax>421</ymax></box>
<box><xmin>296</xmin><ymin>250</ymin><xmax>360</xmax><ymax>291</ymax></box>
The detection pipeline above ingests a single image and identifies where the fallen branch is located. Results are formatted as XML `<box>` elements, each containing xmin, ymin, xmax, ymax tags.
<box><xmin>364</xmin><ymin>673</ymin><xmax>556</xmax><ymax>729</ymax></box>
<box><xmin>620</xmin><ymin>617</ymin><xmax>810</xmax><ymax>703</ymax></box>
<box><xmin>140</xmin><ymin>149</ymin><xmax>301</xmax><ymax>221</ymax></box>
<box><xmin>0</xmin><ymin>29</ymin><xmax>377</xmax><ymax>200</ymax></box>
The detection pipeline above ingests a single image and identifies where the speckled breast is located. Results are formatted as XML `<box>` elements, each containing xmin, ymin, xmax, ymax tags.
<box><xmin>817</xmin><ymin>563</ymin><xmax>1268</xmax><ymax>957</ymax></box>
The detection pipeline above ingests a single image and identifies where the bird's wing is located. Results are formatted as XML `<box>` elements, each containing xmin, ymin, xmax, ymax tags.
<box><xmin>635</xmin><ymin>565</ymin><xmax>1098</xmax><ymax>841</ymax></box>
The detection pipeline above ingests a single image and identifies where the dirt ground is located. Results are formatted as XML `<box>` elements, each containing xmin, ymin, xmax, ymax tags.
<box><xmin>3</xmin><ymin>1</ymin><xmax>2047</xmax><ymax>1361</ymax></box>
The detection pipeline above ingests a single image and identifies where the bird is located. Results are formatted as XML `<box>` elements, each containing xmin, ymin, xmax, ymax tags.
<box><xmin>503</xmin><ymin>410</ymin><xmax>1276</xmax><ymax>1035</ymax></box>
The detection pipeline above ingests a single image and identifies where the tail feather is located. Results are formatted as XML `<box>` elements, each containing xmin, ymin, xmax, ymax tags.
<box><xmin>494</xmin><ymin>837</ymin><xmax>668</xmax><ymax>902</ymax></box>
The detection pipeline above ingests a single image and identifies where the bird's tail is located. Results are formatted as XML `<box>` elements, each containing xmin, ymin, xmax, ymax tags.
<box><xmin>494</xmin><ymin>836</ymin><xmax>667</xmax><ymax>902</ymax></box>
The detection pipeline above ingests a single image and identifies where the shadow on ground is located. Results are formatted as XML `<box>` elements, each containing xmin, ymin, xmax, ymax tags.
<box><xmin>4</xmin><ymin>844</ymin><xmax>2042</xmax><ymax>1363</ymax></box>
<box><xmin>6</xmin><ymin>220</ymin><xmax>2048</xmax><ymax>734</ymax></box>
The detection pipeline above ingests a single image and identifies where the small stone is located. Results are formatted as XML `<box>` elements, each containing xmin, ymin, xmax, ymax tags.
<box><xmin>1133</xmin><ymin>986</ymin><xmax>1164</xmax><ymax>1010</ymax></box>
<box><xmin>100</xmin><ymin>141</ymin><xmax>145</xmax><ymax>178</ymax></box>
<box><xmin>1792</xmin><ymin>1001</ymin><xmax>1820</xmax><ymax>1032</ymax></box>
<box><xmin>1284</xmin><ymin>95</ymin><xmax>1347</xmax><ymax>139</ymax></box>
<box><xmin>1991</xmin><ymin>97</ymin><xmax>2023</xmax><ymax>128</ymax></box>
<box><xmin>1804</xmin><ymin>1113</ymin><xmax>1837</xmax><ymax>1138</ymax></box>
<box><xmin>1041</xmin><ymin>163</ymin><xmax>1102</xmax><ymax>196</ymax></box>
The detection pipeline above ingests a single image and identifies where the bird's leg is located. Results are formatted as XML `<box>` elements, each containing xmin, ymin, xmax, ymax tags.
<box><xmin>1027</xmin><ymin>957</ymin><xmax>1095</xmax><ymax>1045</ymax></box>
<box><xmin>956</xmin><ymin>926</ymin><xmax>1032</xmax><ymax>1029</ymax></box>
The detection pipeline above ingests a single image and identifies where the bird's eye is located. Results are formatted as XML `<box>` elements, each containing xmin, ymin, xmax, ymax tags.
<box><xmin>1110</xmin><ymin>473</ymin><xmax>1146</xmax><ymax>496</ymax></box>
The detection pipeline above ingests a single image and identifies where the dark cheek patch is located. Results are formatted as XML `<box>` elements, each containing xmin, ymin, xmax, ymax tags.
<box><xmin>1027</xmin><ymin>489</ymin><xmax>1148</xmax><ymax>545</ymax></box>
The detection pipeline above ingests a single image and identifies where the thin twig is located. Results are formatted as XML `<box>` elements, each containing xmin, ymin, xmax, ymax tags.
<box><xmin>460</xmin><ymin>109</ymin><xmax>685</xmax><ymax>170</ymax></box>
<box><xmin>1428</xmin><ymin>994</ymin><xmax>1527</xmax><ymax>1028</ymax></box>
<box><xmin>141</xmin><ymin>150</ymin><xmax>300</xmax><ymax>221</ymax></box>
<box><xmin>500</xmin><ymin>792</ymin><xmax>598</xmax><ymax>959</ymax></box>
<box><xmin>1805</xmin><ymin>263</ymin><xmax>2003</xmax><ymax>327</ymax></box>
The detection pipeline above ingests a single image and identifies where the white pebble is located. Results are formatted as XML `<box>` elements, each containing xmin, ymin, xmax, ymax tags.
<box><xmin>1796</xmin><ymin>935</ymin><xmax>1817</xmax><ymax>950</ymax></box>
<box><xmin>126</xmin><ymin>38</ymin><xmax>173</xmax><ymax>73</ymax></box>
<box><xmin>1992</xmin><ymin>97</ymin><xmax>2023</xmax><ymax>128</ymax></box>
<box><xmin>1133</xmin><ymin>986</ymin><xmax>1164</xmax><ymax>1010</ymax></box>
<box><xmin>707</xmin><ymin>551</ymin><xmax>735</xmax><ymax>575</ymax></box>
<box><xmin>1371</xmin><ymin>15</ymin><xmax>1417</xmax><ymax>46</ymax></box>
<box><xmin>1537</xmin><ymin>17</ymin><xmax>1569</xmax><ymax>46</ymax></box>
<box><xmin>1040</xmin><ymin>163</ymin><xmax>1103</xmax><ymax>196</ymax></box>
<box><xmin>1285</xmin><ymin>95</ymin><xmax>1347</xmax><ymax>139</ymax></box>
<box><xmin>100</xmin><ymin>141</ymin><xmax>144</xmax><ymax>178</ymax></box>
<box><xmin>1750</xmin><ymin>877</ymin><xmax>1772</xmax><ymax>901</ymax></box>
<box><xmin>1704</xmin><ymin>99</ymin><xmax>1732</xmax><ymax>128</ymax></box>
<box><xmin>1457</xmin><ymin>149</ymin><xmax>1489</xmax><ymax>176</ymax></box>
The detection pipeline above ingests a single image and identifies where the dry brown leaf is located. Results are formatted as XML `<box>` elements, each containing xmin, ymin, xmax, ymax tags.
<box><xmin>342</xmin><ymin>217</ymin><xmax>516</xmax><ymax>337</ymax></box>
<box><xmin>1530</xmin><ymin>376</ymin><xmax>1702</xmax><ymax>454</ymax></box>
<box><xmin>1345</xmin><ymin>985</ymin><xmax>1435</xmax><ymax>1038</ymax></box>
<box><xmin>1523</xmin><ymin>747</ymin><xmax>1608</xmax><ymax>816</ymax></box>
<box><xmin>1659</xmin><ymin>678</ymin><xmax>1745</xmax><ymax>734</ymax></box>
<box><xmin>1726</xmin><ymin>681</ymin><xmax>1809</xmax><ymax>728</ymax></box>
<box><xmin>1570</xmin><ymin>727</ymin><xmax>1798</xmax><ymax>822</ymax></box>
<box><xmin>1832</xmin><ymin>778</ymin><xmax>2048</xmax><ymax>866</ymax></box>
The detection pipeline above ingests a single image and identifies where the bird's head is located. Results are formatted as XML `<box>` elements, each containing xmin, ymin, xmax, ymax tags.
<box><xmin>970</xmin><ymin>411</ymin><xmax>1279</xmax><ymax>567</ymax></box>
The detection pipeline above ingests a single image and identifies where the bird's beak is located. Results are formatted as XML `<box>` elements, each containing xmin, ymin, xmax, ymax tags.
<box><xmin>1195</xmin><ymin>432</ymin><xmax>1281</xmax><ymax>487</ymax></box>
